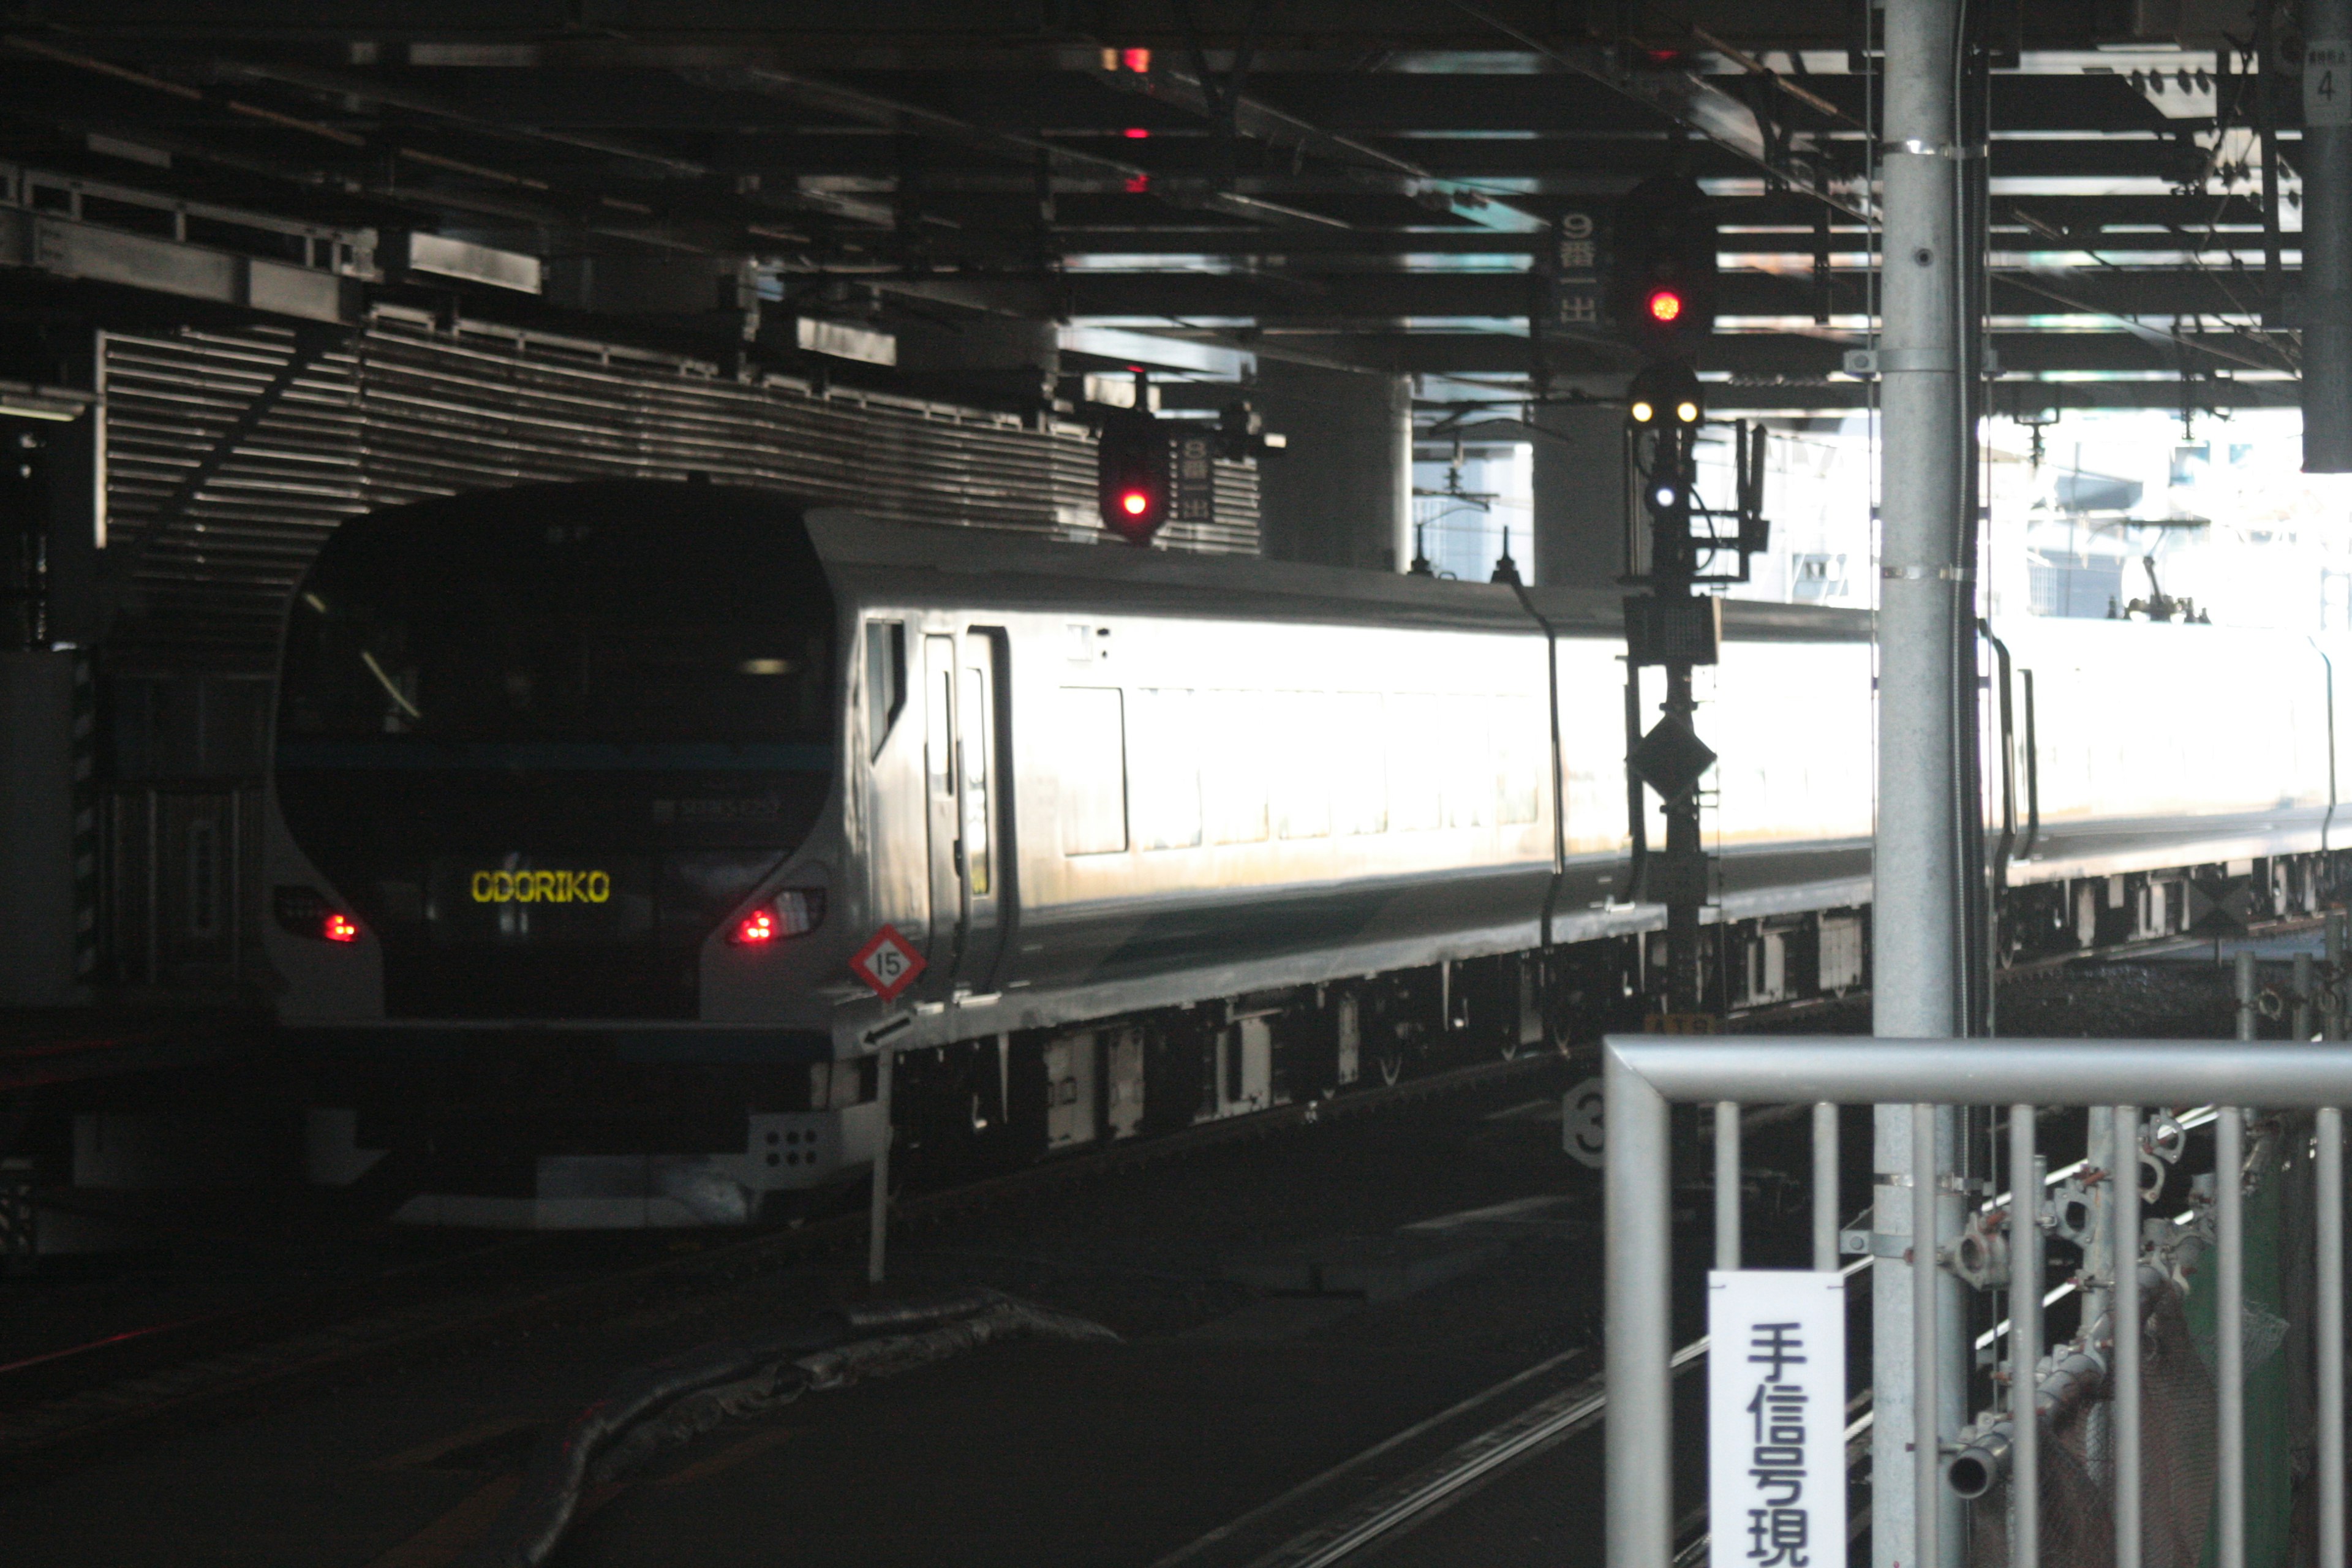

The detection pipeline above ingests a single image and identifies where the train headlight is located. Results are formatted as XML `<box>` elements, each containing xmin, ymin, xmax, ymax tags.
<box><xmin>729</xmin><ymin>888</ymin><xmax>826</xmax><ymax>945</ymax></box>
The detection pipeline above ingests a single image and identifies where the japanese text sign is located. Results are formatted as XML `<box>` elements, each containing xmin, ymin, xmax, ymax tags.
<box><xmin>1708</xmin><ymin>1270</ymin><xmax>1847</xmax><ymax>1568</ymax></box>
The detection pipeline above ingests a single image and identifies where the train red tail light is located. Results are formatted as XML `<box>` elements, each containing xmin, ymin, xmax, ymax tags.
<box><xmin>274</xmin><ymin>885</ymin><xmax>361</xmax><ymax>944</ymax></box>
<box><xmin>728</xmin><ymin>888</ymin><xmax>826</xmax><ymax>946</ymax></box>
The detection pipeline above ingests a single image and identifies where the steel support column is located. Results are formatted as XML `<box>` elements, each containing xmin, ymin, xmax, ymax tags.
<box><xmin>1874</xmin><ymin>1</ymin><xmax>1970</xmax><ymax>1566</ymax></box>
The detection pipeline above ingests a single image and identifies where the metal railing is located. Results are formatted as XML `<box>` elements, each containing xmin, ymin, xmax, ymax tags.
<box><xmin>1604</xmin><ymin>1034</ymin><xmax>2350</xmax><ymax>1568</ymax></box>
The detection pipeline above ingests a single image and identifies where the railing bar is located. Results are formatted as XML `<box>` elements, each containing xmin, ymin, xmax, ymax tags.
<box><xmin>2113</xmin><ymin>1104</ymin><xmax>2142</xmax><ymax>1568</ymax></box>
<box><xmin>1912</xmin><ymin>1100</ymin><xmax>1939</xmax><ymax>1568</ymax></box>
<box><xmin>2320</xmin><ymin>1103</ymin><xmax>2345</xmax><ymax>1568</ymax></box>
<box><xmin>1605</xmin><ymin>1035</ymin><xmax>2352</xmax><ymax>1109</ymax></box>
<box><xmin>2217</xmin><ymin>1106</ymin><xmax>2245</xmax><ymax>1568</ymax></box>
<box><xmin>1714</xmin><ymin>1101</ymin><xmax>1741</xmax><ymax>1273</ymax></box>
<box><xmin>1814</xmin><ymin>1101</ymin><xmax>1840</xmax><ymax>1273</ymax></box>
<box><xmin>1603</xmin><ymin>1051</ymin><xmax>1673</xmax><ymax>1568</ymax></box>
<box><xmin>2010</xmin><ymin>1106</ymin><xmax>2040</xmax><ymax>1568</ymax></box>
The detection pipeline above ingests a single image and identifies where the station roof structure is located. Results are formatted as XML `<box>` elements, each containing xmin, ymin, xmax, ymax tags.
<box><xmin>0</xmin><ymin>2</ymin><xmax>2305</xmax><ymax>415</ymax></box>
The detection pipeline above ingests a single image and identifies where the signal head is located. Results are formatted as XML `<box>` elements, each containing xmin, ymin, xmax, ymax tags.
<box><xmin>1097</xmin><ymin>409</ymin><xmax>1173</xmax><ymax>543</ymax></box>
<box><xmin>1610</xmin><ymin>175</ymin><xmax>1717</xmax><ymax>353</ymax></box>
<box><xmin>1625</xmin><ymin>362</ymin><xmax>1705</xmax><ymax>431</ymax></box>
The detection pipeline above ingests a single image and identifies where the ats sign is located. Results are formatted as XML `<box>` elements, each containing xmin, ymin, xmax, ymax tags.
<box><xmin>1708</xmin><ymin>1270</ymin><xmax>1847</xmax><ymax>1568</ymax></box>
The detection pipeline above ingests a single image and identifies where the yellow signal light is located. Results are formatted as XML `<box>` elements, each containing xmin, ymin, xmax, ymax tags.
<box><xmin>1675</xmin><ymin>400</ymin><xmax>1700</xmax><ymax>424</ymax></box>
<box><xmin>1629</xmin><ymin>399</ymin><xmax>1656</xmax><ymax>424</ymax></box>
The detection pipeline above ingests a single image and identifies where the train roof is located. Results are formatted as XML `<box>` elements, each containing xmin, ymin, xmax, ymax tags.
<box><xmin>809</xmin><ymin>509</ymin><xmax>1877</xmax><ymax>645</ymax></box>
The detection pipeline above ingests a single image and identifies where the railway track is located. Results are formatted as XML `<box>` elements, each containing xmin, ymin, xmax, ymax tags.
<box><xmin>1156</xmin><ymin>1260</ymin><xmax>1873</xmax><ymax>1568</ymax></box>
<box><xmin>0</xmin><ymin>1048</ymin><xmax>1564</xmax><ymax>1493</ymax></box>
<box><xmin>2</xmin><ymin>921</ymin><xmax>2279</xmax><ymax>1500</ymax></box>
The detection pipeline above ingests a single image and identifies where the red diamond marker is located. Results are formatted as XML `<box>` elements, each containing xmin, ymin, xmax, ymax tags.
<box><xmin>848</xmin><ymin>924</ymin><xmax>926</xmax><ymax>1001</ymax></box>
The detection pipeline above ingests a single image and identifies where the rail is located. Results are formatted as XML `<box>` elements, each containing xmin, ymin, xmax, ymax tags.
<box><xmin>1604</xmin><ymin>1033</ymin><xmax>2350</xmax><ymax>1568</ymax></box>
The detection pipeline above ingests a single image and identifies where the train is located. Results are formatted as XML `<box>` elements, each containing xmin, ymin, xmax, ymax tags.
<box><xmin>263</xmin><ymin>480</ymin><xmax>2350</xmax><ymax>1227</ymax></box>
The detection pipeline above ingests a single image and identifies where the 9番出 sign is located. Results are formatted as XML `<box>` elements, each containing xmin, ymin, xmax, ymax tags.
<box><xmin>472</xmin><ymin>869</ymin><xmax>612</xmax><ymax>904</ymax></box>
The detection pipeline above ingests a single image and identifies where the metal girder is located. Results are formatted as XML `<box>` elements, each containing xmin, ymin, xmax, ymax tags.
<box><xmin>677</xmin><ymin>64</ymin><xmax>1351</xmax><ymax>230</ymax></box>
<box><xmin>43</xmin><ymin>1</ymin><xmax>2122</xmax><ymax>55</ymax></box>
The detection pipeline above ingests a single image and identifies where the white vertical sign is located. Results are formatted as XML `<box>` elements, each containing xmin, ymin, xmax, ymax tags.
<box><xmin>1709</xmin><ymin>1270</ymin><xmax>1847</xmax><ymax>1568</ymax></box>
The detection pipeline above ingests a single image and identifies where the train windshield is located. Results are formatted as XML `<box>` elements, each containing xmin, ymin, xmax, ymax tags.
<box><xmin>279</xmin><ymin>502</ymin><xmax>833</xmax><ymax>749</ymax></box>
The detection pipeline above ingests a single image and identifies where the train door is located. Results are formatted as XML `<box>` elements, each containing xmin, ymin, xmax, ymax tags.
<box><xmin>921</xmin><ymin>630</ymin><xmax>1010</xmax><ymax>992</ymax></box>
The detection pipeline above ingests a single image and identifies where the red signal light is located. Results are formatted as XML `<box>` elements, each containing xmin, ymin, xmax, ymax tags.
<box><xmin>1646</xmin><ymin>288</ymin><xmax>1685</xmax><ymax>324</ymax></box>
<box><xmin>323</xmin><ymin>912</ymin><xmax>360</xmax><ymax>943</ymax></box>
<box><xmin>1120</xmin><ymin>489</ymin><xmax>1150</xmax><ymax>516</ymax></box>
<box><xmin>733</xmin><ymin>908</ymin><xmax>777</xmax><ymax>944</ymax></box>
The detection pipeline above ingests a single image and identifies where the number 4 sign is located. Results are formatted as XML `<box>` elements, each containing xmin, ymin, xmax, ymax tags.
<box><xmin>2310</xmin><ymin>42</ymin><xmax>2351</xmax><ymax>128</ymax></box>
<box><xmin>850</xmin><ymin>925</ymin><xmax>927</xmax><ymax>1001</ymax></box>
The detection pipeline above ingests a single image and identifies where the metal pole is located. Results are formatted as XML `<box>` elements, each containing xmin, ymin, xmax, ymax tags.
<box><xmin>2304</xmin><ymin>951</ymin><xmax>2319</xmax><ymax>1041</ymax></box>
<box><xmin>1715</xmin><ymin>1100</ymin><xmax>1741</xmax><ymax>1271</ymax></box>
<box><xmin>1605</xmin><ymin>1047</ymin><xmax>1674</xmax><ymax>1568</ymax></box>
<box><xmin>866</xmin><ymin>1045</ymin><xmax>894</xmax><ymax>1286</ymax></box>
<box><xmin>1913</xmin><ymin>1100</ymin><xmax>1941</xmax><ymax>1568</ymax></box>
<box><xmin>145</xmin><ymin>788</ymin><xmax>159</xmax><ymax>984</ymax></box>
<box><xmin>2239</xmin><ymin>951</ymin><xmax>2259</xmax><ymax>1042</ymax></box>
<box><xmin>2217</xmin><ymin>1107</ymin><xmax>2246</xmax><ymax>1568</ymax></box>
<box><xmin>2305</xmin><ymin>0</ymin><xmax>2352</xmax><ymax>472</ymax></box>
<box><xmin>1877</xmin><ymin>0</ymin><xmax>1969</xmax><ymax>1551</ymax></box>
<box><xmin>1814</xmin><ymin>1101</ymin><xmax>1841</xmax><ymax>1272</ymax></box>
<box><xmin>2334</xmin><ymin>914</ymin><xmax>2349</xmax><ymax>1042</ymax></box>
<box><xmin>2010</xmin><ymin>1112</ymin><xmax>2042</xmax><ymax>1568</ymax></box>
<box><xmin>2321</xmin><ymin>1104</ymin><xmax>2346</xmax><ymax>1568</ymax></box>
<box><xmin>2113</xmin><ymin>1105</ymin><xmax>2143</xmax><ymax>1568</ymax></box>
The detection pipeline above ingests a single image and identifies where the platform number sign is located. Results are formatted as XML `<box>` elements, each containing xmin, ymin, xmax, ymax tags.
<box><xmin>2312</xmin><ymin>42</ymin><xmax>2352</xmax><ymax>128</ymax></box>
<box><xmin>1563</xmin><ymin>1076</ymin><xmax>1607</xmax><ymax>1168</ymax></box>
<box><xmin>1538</xmin><ymin>208</ymin><xmax>1611</xmax><ymax>333</ymax></box>
<box><xmin>850</xmin><ymin>925</ymin><xmax>926</xmax><ymax>1001</ymax></box>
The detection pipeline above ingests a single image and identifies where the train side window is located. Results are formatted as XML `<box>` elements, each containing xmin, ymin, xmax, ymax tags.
<box><xmin>1331</xmin><ymin>693</ymin><xmax>1386</xmax><ymax>835</ymax></box>
<box><xmin>1442</xmin><ymin>699</ymin><xmax>1491</xmax><ymax>828</ymax></box>
<box><xmin>1496</xmin><ymin>695</ymin><xmax>1544</xmax><ymax>826</ymax></box>
<box><xmin>1060</xmin><ymin>687</ymin><xmax>1129</xmax><ymax>855</ymax></box>
<box><xmin>1129</xmin><ymin>688</ymin><xmax>1203</xmax><ymax>850</ymax></box>
<box><xmin>1200</xmin><ymin>690</ymin><xmax>1270</xmax><ymax>844</ymax></box>
<box><xmin>1271</xmin><ymin>692</ymin><xmax>1332</xmax><ymax>840</ymax></box>
<box><xmin>1387</xmin><ymin>693</ymin><xmax>1444</xmax><ymax>831</ymax></box>
<box><xmin>865</xmin><ymin>620</ymin><xmax>905</xmax><ymax>761</ymax></box>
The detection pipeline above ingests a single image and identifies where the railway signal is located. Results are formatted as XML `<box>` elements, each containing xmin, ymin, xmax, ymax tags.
<box><xmin>1097</xmin><ymin>408</ymin><xmax>1172</xmax><ymax>545</ymax></box>
<box><xmin>1611</xmin><ymin>175</ymin><xmax>1716</xmax><ymax>358</ymax></box>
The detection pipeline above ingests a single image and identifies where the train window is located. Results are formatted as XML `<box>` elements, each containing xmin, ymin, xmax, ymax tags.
<box><xmin>1270</xmin><ymin>692</ymin><xmax>1331</xmax><ymax>841</ymax></box>
<box><xmin>1387</xmin><ymin>694</ymin><xmax>1444</xmax><ymax>831</ymax></box>
<box><xmin>1199</xmin><ymin>691</ymin><xmax>1269</xmax><ymax>845</ymax></box>
<box><xmin>1443</xmin><ymin>701</ymin><xmax>1491</xmax><ymax>829</ymax></box>
<box><xmin>1496</xmin><ymin>696</ymin><xmax>1544</xmax><ymax>826</ymax></box>
<box><xmin>1060</xmin><ymin>687</ymin><xmax>1129</xmax><ymax>855</ymax></box>
<box><xmin>1128</xmin><ymin>688</ymin><xmax>1202</xmax><ymax>850</ymax></box>
<box><xmin>960</xmin><ymin>665</ymin><xmax>990</xmax><ymax>895</ymax></box>
<box><xmin>865</xmin><ymin>622</ymin><xmax>905</xmax><ymax>761</ymax></box>
<box><xmin>1330</xmin><ymin>693</ymin><xmax>1386</xmax><ymax>835</ymax></box>
<box><xmin>926</xmin><ymin>645</ymin><xmax>953</xmax><ymax>797</ymax></box>
<box><xmin>276</xmin><ymin>506</ymin><xmax>834</xmax><ymax>748</ymax></box>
